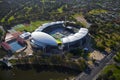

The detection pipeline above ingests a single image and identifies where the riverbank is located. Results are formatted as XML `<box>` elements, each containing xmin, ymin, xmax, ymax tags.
<box><xmin>0</xmin><ymin>64</ymin><xmax>80</xmax><ymax>80</ymax></box>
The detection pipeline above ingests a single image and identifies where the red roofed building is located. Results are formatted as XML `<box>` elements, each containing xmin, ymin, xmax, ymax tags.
<box><xmin>12</xmin><ymin>32</ymin><xmax>22</xmax><ymax>39</ymax></box>
<box><xmin>17</xmin><ymin>37</ymin><xmax>25</xmax><ymax>44</ymax></box>
<box><xmin>1</xmin><ymin>42</ymin><xmax>11</xmax><ymax>51</ymax></box>
<box><xmin>1</xmin><ymin>31</ymin><xmax>25</xmax><ymax>52</ymax></box>
<box><xmin>5</xmin><ymin>31</ymin><xmax>22</xmax><ymax>42</ymax></box>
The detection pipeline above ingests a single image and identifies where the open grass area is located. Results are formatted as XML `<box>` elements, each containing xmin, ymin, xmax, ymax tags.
<box><xmin>88</xmin><ymin>9</ymin><xmax>108</xmax><ymax>15</ymax></box>
<box><xmin>57</xmin><ymin>6</ymin><xmax>64</xmax><ymax>13</ymax></box>
<box><xmin>14</xmin><ymin>20</ymin><xmax>50</xmax><ymax>32</ymax></box>
<box><xmin>101</xmin><ymin>64</ymin><xmax>120</xmax><ymax>80</ymax></box>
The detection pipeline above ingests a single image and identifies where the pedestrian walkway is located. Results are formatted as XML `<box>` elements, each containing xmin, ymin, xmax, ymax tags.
<box><xmin>24</xmin><ymin>40</ymin><xmax>33</xmax><ymax>56</ymax></box>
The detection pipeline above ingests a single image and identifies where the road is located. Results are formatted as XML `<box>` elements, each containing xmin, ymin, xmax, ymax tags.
<box><xmin>75</xmin><ymin>53</ymin><xmax>115</xmax><ymax>80</ymax></box>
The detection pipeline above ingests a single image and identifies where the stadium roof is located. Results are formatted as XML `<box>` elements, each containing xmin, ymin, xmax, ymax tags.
<box><xmin>32</xmin><ymin>21</ymin><xmax>88</xmax><ymax>46</ymax></box>
<box><xmin>61</xmin><ymin>28</ymin><xmax>88</xmax><ymax>44</ymax></box>
<box><xmin>31</xmin><ymin>32</ymin><xmax>57</xmax><ymax>46</ymax></box>
<box><xmin>35</xmin><ymin>21</ymin><xmax>64</xmax><ymax>32</ymax></box>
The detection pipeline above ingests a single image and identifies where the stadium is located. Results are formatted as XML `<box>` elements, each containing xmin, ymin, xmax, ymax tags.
<box><xmin>30</xmin><ymin>21</ymin><xmax>88</xmax><ymax>53</ymax></box>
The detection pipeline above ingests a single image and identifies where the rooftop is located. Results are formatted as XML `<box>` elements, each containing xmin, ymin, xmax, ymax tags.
<box><xmin>32</xmin><ymin>21</ymin><xmax>88</xmax><ymax>45</ymax></box>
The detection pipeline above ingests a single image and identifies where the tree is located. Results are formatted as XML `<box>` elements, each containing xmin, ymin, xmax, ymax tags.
<box><xmin>77</xmin><ymin>58</ymin><xmax>87</xmax><ymax>70</ymax></box>
<box><xmin>50</xmin><ymin>55</ymin><xmax>63</xmax><ymax>64</ymax></box>
<box><xmin>1</xmin><ymin>22</ymin><xmax>8</xmax><ymax>41</ymax></box>
<box><xmin>0</xmin><ymin>29</ymin><xmax>3</xmax><ymax>35</ymax></box>
<box><xmin>66</xmin><ymin>53</ymin><xmax>73</xmax><ymax>60</ymax></box>
<box><xmin>0</xmin><ymin>29</ymin><xmax>3</xmax><ymax>40</ymax></box>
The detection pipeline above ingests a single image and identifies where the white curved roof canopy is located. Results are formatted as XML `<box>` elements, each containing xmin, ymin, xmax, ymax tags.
<box><xmin>33</xmin><ymin>21</ymin><xmax>88</xmax><ymax>45</ymax></box>
<box><xmin>31</xmin><ymin>39</ymin><xmax>45</xmax><ymax>48</ymax></box>
<box><xmin>61</xmin><ymin>28</ymin><xmax>88</xmax><ymax>44</ymax></box>
<box><xmin>35</xmin><ymin>21</ymin><xmax>64</xmax><ymax>32</ymax></box>
<box><xmin>31</xmin><ymin>32</ymin><xmax>57</xmax><ymax>46</ymax></box>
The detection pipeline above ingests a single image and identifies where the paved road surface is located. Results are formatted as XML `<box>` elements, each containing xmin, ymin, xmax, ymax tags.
<box><xmin>75</xmin><ymin>53</ymin><xmax>115</xmax><ymax>80</ymax></box>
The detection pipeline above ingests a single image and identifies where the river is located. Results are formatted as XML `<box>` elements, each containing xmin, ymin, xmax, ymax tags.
<box><xmin>0</xmin><ymin>64</ymin><xmax>80</xmax><ymax>80</ymax></box>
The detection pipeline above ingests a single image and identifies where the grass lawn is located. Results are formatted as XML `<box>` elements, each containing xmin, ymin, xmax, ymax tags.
<box><xmin>88</xmin><ymin>9</ymin><xmax>108</xmax><ymax>15</ymax></box>
<box><xmin>101</xmin><ymin>64</ymin><xmax>120</xmax><ymax>80</ymax></box>
<box><xmin>14</xmin><ymin>20</ymin><xmax>50</xmax><ymax>32</ymax></box>
<box><xmin>57</xmin><ymin>6</ymin><xmax>64</xmax><ymax>13</ymax></box>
